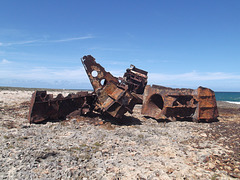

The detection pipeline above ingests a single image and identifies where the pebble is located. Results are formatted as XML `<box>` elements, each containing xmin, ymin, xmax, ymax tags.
<box><xmin>0</xmin><ymin>90</ymin><xmax>238</xmax><ymax>179</ymax></box>
<box><xmin>200</xmin><ymin>133</ymin><xmax>207</xmax><ymax>137</ymax></box>
<box><xmin>208</xmin><ymin>163</ymin><xmax>215</xmax><ymax>169</ymax></box>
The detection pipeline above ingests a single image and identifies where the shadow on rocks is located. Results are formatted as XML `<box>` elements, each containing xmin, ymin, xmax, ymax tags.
<box><xmin>33</xmin><ymin>112</ymin><xmax>101</xmax><ymax>124</ymax></box>
<box><xmin>33</xmin><ymin>118</ymin><xmax>66</xmax><ymax>124</ymax></box>
<box><xmin>198</xmin><ymin>118</ymin><xmax>219</xmax><ymax>123</ymax></box>
<box><xmin>144</xmin><ymin>116</ymin><xmax>171</xmax><ymax>123</ymax></box>
<box><xmin>144</xmin><ymin>116</ymin><xmax>219</xmax><ymax>123</ymax></box>
<box><xmin>103</xmin><ymin>114</ymin><xmax>142</xmax><ymax>126</ymax></box>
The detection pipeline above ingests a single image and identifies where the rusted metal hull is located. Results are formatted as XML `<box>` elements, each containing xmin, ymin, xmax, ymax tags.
<box><xmin>28</xmin><ymin>91</ymin><xmax>95</xmax><ymax>123</ymax></box>
<box><xmin>28</xmin><ymin>54</ymin><xmax>218</xmax><ymax>124</ymax></box>
<box><xmin>82</xmin><ymin>55</ymin><xmax>138</xmax><ymax>118</ymax></box>
<box><xmin>194</xmin><ymin>87</ymin><xmax>219</xmax><ymax>121</ymax></box>
<box><xmin>141</xmin><ymin>85</ymin><xmax>218</xmax><ymax>122</ymax></box>
<box><xmin>122</xmin><ymin>65</ymin><xmax>148</xmax><ymax>94</ymax></box>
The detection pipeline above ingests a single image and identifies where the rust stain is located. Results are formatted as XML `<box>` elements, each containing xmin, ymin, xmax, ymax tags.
<box><xmin>81</xmin><ymin>55</ymin><xmax>138</xmax><ymax>118</ymax></box>
<box><xmin>141</xmin><ymin>85</ymin><xmax>218</xmax><ymax>122</ymax></box>
<box><xmin>28</xmin><ymin>91</ymin><xmax>95</xmax><ymax>123</ymax></box>
<box><xmin>28</xmin><ymin>54</ymin><xmax>218</xmax><ymax>124</ymax></box>
<box><xmin>121</xmin><ymin>65</ymin><xmax>148</xmax><ymax>95</ymax></box>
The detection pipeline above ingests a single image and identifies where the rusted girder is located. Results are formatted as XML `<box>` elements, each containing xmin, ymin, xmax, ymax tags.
<box><xmin>81</xmin><ymin>55</ymin><xmax>138</xmax><ymax>118</ymax></box>
<box><xmin>141</xmin><ymin>85</ymin><xmax>218</xmax><ymax>122</ymax></box>
<box><xmin>28</xmin><ymin>91</ymin><xmax>95</xmax><ymax>123</ymax></box>
<box><xmin>122</xmin><ymin>65</ymin><xmax>148</xmax><ymax>94</ymax></box>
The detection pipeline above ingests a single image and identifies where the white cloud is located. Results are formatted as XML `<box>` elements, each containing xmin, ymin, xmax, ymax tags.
<box><xmin>89</xmin><ymin>47</ymin><xmax>138</xmax><ymax>52</ymax></box>
<box><xmin>1</xmin><ymin>59</ymin><xmax>11</xmax><ymax>64</ymax></box>
<box><xmin>148</xmin><ymin>71</ymin><xmax>240</xmax><ymax>82</ymax></box>
<box><xmin>147</xmin><ymin>71</ymin><xmax>240</xmax><ymax>90</ymax></box>
<box><xmin>0</xmin><ymin>65</ymin><xmax>89</xmax><ymax>82</ymax></box>
<box><xmin>2</xmin><ymin>66</ymin><xmax>240</xmax><ymax>82</ymax></box>
<box><xmin>2</xmin><ymin>40</ymin><xmax>39</xmax><ymax>46</ymax></box>
<box><xmin>0</xmin><ymin>35</ymin><xmax>94</xmax><ymax>47</ymax></box>
<box><xmin>50</xmin><ymin>35</ymin><xmax>94</xmax><ymax>42</ymax></box>
<box><xmin>1</xmin><ymin>64</ymin><xmax>240</xmax><ymax>90</ymax></box>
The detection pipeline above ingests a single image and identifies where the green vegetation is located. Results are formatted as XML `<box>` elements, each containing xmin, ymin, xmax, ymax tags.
<box><xmin>211</xmin><ymin>174</ymin><xmax>220</xmax><ymax>180</ymax></box>
<box><xmin>68</xmin><ymin>147</ymin><xmax>82</xmax><ymax>152</ymax></box>
<box><xmin>93</xmin><ymin>141</ymin><xmax>104</xmax><ymax>147</ymax></box>
<box><xmin>7</xmin><ymin>145</ymin><xmax>15</xmax><ymax>149</ymax></box>
<box><xmin>138</xmin><ymin>134</ymin><xmax>144</xmax><ymax>139</ymax></box>
<box><xmin>17</xmin><ymin>136</ymin><xmax>29</xmax><ymax>141</ymax></box>
<box><xmin>3</xmin><ymin>135</ymin><xmax>9</xmax><ymax>139</ymax></box>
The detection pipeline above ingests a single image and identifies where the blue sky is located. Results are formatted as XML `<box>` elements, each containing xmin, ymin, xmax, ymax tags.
<box><xmin>0</xmin><ymin>0</ymin><xmax>240</xmax><ymax>91</ymax></box>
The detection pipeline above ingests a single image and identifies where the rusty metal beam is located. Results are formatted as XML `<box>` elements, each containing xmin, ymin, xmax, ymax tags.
<box><xmin>81</xmin><ymin>55</ymin><xmax>138</xmax><ymax>118</ymax></box>
<box><xmin>28</xmin><ymin>91</ymin><xmax>95</xmax><ymax>123</ymax></box>
<box><xmin>122</xmin><ymin>65</ymin><xmax>148</xmax><ymax>94</ymax></box>
<box><xmin>141</xmin><ymin>85</ymin><xmax>218</xmax><ymax>122</ymax></box>
<box><xmin>28</xmin><ymin>54</ymin><xmax>218</xmax><ymax>124</ymax></box>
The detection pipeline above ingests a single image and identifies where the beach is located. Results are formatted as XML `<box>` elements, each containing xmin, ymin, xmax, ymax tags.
<box><xmin>0</xmin><ymin>88</ymin><xmax>239</xmax><ymax>179</ymax></box>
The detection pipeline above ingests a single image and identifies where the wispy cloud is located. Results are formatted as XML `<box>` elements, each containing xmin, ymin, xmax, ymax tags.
<box><xmin>0</xmin><ymin>65</ymin><xmax>89</xmax><ymax>81</ymax></box>
<box><xmin>0</xmin><ymin>40</ymin><xmax>39</xmax><ymax>47</ymax></box>
<box><xmin>0</xmin><ymin>35</ymin><xmax>94</xmax><ymax>47</ymax></box>
<box><xmin>1</xmin><ymin>62</ymin><xmax>240</xmax><ymax>90</ymax></box>
<box><xmin>149</xmin><ymin>71</ymin><xmax>240</xmax><ymax>82</ymax></box>
<box><xmin>89</xmin><ymin>47</ymin><xmax>138</xmax><ymax>52</ymax></box>
<box><xmin>146</xmin><ymin>71</ymin><xmax>240</xmax><ymax>90</ymax></box>
<box><xmin>146</xmin><ymin>59</ymin><xmax>175</xmax><ymax>63</ymax></box>
<box><xmin>49</xmin><ymin>35</ymin><xmax>94</xmax><ymax>42</ymax></box>
<box><xmin>0</xmin><ymin>64</ymin><xmax>92</xmax><ymax>88</ymax></box>
<box><xmin>0</xmin><ymin>59</ymin><xmax>12</xmax><ymax>64</ymax></box>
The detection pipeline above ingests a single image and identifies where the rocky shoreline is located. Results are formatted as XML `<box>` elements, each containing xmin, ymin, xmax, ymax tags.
<box><xmin>0</xmin><ymin>89</ymin><xmax>239</xmax><ymax>179</ymax></box>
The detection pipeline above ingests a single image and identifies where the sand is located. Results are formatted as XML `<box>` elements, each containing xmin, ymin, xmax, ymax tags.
<box><xmin>0</xmin><ymin>88</ymin><xmax>239</xmax><ymax>179</ymax></box>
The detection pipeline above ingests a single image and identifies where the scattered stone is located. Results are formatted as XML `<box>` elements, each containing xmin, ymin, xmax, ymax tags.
<box><xmin>0</xmin><ymin>89</ymin><xmax>239</xmax><ymax>179</ymax></box>
<box><xmin>200</xmin><ymin>133</ymin><xmax>207</xmax><ymax>137</ymax></box>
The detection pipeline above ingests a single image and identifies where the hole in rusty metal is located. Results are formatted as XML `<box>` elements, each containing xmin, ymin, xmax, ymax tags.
<box><xmin>100</xmin><ymin>79</ymin><xmax>107</xmax><ymax>86</ymax></box>
<box><xmin>148</xmin><ymin>94</ymin><xmax>164</xmax><ymax>110</ymax></box>
<box><xmin>173</xmin><ymin>96</ymin><xmax>193</xmax><ymax>106</ymax></box>
<box><xmin>40</xmin><ymin>93</ymin><xmax>46</xmax><ymax>98</ymax></box>
<box><xmin>91</xmin><ymin>70</ymin><xmax>98</xmax><ymax>77</ymax></box>
<box><xmin>107</xmin><ymin>102</ymin><xmax>121</xmax><ymax>113</ymax></box>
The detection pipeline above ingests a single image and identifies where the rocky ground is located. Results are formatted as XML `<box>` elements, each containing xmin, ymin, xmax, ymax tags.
<box><xmin>0</xmin><ymin>88</ymin><xmax>239</xmax><ymax>179</ymax></box>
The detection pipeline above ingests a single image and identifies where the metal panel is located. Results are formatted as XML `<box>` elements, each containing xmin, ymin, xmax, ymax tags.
<box><xmin>28</xmin><ymin>91</ymin><xmax>95</xmax><ymax>123</ymax></box>
<box><xmin>142</xmin><ymin>85</ymin><xmax>218</xmax><ymax>122</ymax></box>
<box><xmin>81</xmin><ymin>55</ymin><xmax>138</xmax><ymax>118</ymax></box>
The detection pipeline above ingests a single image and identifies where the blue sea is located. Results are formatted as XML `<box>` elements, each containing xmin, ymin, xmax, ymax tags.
<box><xmin>215</xmin><ymin>92</ymin><xmax>240</xmax><ymax>104</ymax></box>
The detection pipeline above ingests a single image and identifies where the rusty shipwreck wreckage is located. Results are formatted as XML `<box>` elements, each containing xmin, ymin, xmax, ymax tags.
<box><xmin>28</xmin><ymin>55</ymin><xmax>218</xmax><ymax>124</ymax></box>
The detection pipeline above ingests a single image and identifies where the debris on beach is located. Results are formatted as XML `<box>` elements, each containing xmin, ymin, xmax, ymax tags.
<box><xmin>119</xmin><ymin>64</ymin><xmax>148</xmax><ymax>104</ymax></box>
<box><xmin>28</xmin><ymin>91</ymin><xmax>95</xmax><ymax>123</ymax></box>
<box><xmin>28</xmin><ymin>55</ymin><xmax>218</xmax><ymax>123</ymax></box>
<box><xmin>141</xmin><ymin>85</ymin><xmax>219</xmax><ymax>122</ymax></box>
<box><xmin>121</xmin><ymin>64</ymin><xmax>148</xmax><ymax>95</ymax></box>
<box><xmin>81</xmin><ymin>55</ymin><xmax>139</xmax><ymax>118</ymax></box>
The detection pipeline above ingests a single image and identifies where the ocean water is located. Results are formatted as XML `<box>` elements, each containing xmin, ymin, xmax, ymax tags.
<box><xmin>215</xmin><ymin>92</ymin><xmax>240</xmax><ymax>104</ymax></box>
